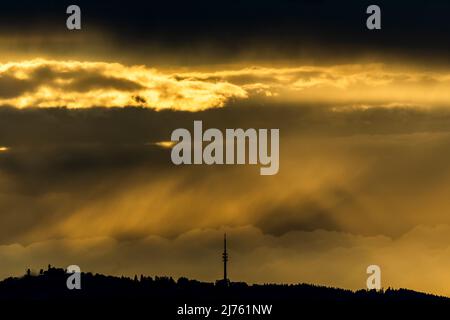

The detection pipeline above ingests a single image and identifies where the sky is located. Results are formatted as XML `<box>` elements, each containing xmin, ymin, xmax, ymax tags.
<box><xmin>1</xmin><ymin>0</ymin><xmax>450</xmax><ymax>295</ymax></box>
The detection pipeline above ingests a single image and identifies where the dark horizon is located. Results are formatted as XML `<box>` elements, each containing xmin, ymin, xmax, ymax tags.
<box><xmin>2</xmin><ymin>264</ymin><xmax>449</xmax><ymax>301</ymax></box>
<box><xmin>2</xmin><ymin>264</ymin><xmax>450</xmax><ymax>320</ymax></box>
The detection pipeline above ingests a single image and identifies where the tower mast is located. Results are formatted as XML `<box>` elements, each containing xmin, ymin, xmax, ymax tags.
<box><xmin>222</xmin><ymin>233</ymin><xmax>228</xmax><ymax>281</ymax></box>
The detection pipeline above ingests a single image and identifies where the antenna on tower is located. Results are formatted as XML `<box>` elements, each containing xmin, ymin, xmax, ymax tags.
<box><xmin>222</xmin><ymin>233</ymin><xmax>229</xmax><ymax>283</ymax></box>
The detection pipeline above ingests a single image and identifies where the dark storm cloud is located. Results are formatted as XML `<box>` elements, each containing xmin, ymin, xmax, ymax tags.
<box><xmin>3</xmin><ymin>102</ymin><xmax>450</xmax><ymax>149</ymax></box>
<box><xmin>2</xmin><ymin>103</ymin><xmax>450</xmax><ymax>240</ymax></box>
<box><xmin>256</xmin><ymin>199</ymin><xmax>341</xmax><ymax>236</ymax></box>
<box><xmin>0</xmin><ymin>1</ymin><xmax>448</xmax><ymax>65</ymax></box>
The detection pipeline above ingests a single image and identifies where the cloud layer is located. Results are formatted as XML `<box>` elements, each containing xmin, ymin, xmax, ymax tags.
<box><xmin>0</xmin><ymin>60</ymin><xmax>247</xmax><ymax>111</ymax></box>
<box><xmin>1</xmin><ymin>60</ymin><xmax>450</xmax><ymax>110</ymax></box>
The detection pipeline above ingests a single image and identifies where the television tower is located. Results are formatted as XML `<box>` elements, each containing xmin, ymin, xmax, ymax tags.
<box><xmin>222</xmin><ymin>233</ymin><xmax>229</xmax><ymax>282</ymax></box>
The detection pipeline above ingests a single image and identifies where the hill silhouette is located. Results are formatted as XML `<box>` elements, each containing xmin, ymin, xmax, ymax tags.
<box><xmin>1</xmin><ymin>265</ymin><xmax>449</xmax><ymax>318</ymax></box>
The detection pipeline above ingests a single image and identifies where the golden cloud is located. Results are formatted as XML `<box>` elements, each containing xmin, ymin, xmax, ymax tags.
<box><xmin>176</xmin><ymin>64</ymin><xmax>450</xmax><ymax>108</ymax></box>
<box><xmin>1</xmin><ymin>59</ymin><xmax>450</xmax><ymax>110</ymax></box>
<box><xmin>0</xmin><ymin>59</ymin><xmax>247</xmax><ymax>111</ymax></box>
